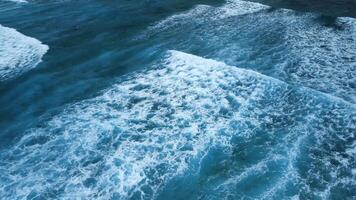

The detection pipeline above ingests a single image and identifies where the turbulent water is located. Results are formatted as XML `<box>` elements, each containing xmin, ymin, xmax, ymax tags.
<box><xmin>0</xmin><ymin>24</ymin><xmax>48</xmax><ymax>81</ymax></box>
<box><xmin>0</xmin><ymin>0</ymin><xmax>355</xmax><ymax>200</ymax></box>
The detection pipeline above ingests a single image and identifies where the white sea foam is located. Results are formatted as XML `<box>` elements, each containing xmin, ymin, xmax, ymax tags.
<box><xmin>0</xmin><ymin>50</ymin><xmax>276</xmax><ymax>199</ymax></box>
<box><xmin>144</xmin><ymin>0</ymin><xmax>356</xmax><ymax>103</ymax></box>
<box><xmin>0</xmin><ymin>24</ymin><xmax>48</xmax><ymax>81</ymax></box>
<box><xmin>284</xmin><ymin>13</ymin><xmax>356</xmax><ymax>103</ymax></box>
<box><xmin>221</xmin><ymin>0</ymin><xmax>269</xmax><ymax>18</ymax></box>
<box><xmin>0</xmin><ymin>50</ymin><xmax>354</xmax><ymax>199</ymax></box>
<box><xmin>150</xmin><ymin>0</ymin><xmax>269</xmax><ymax>33</ymax></box>
<box><xmin>4</xmin><ymin>0</ymin><xmax>27</xmax><ymax>3</ymax></box>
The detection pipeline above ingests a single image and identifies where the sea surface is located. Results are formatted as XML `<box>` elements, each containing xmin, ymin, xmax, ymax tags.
<box><xmin>0</xmin><ymin>0</ymin><xmax>355</xmax><ymax>199</ymax></box>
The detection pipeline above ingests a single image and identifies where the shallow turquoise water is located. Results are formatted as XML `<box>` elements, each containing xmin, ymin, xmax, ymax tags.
<box><xmin>0</xmin><ymin>0</ymin><xmax>355</xmax><ymax>199</ymax></box>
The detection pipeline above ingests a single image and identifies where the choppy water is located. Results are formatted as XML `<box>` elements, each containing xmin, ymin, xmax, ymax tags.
<box><xmin>0</xmin><ymin>0</ymin><xmax>355</xmax><ymax>200</ymax></box>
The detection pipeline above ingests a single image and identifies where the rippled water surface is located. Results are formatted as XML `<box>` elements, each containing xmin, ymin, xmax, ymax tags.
<box><xmin>0</xmin><ymin>0</ymin><xmax>355</xmax><ymax>199</ymax></box>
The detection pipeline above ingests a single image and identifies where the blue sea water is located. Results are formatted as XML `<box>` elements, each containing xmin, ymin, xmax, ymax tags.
<box><xmin>0</xmin><ymin>0</ymin><xmax>355</xmax><ymax>199</ymax></box>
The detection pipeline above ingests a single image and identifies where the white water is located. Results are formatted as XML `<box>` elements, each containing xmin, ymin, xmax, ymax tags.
<box><xmin>145</xmin><ymin>0</ymin><xmax>356</xmax><ymax>103</ymax></box>
<box><xmin>0</xmin><ymin>24</ymin><xmax>48</xmax><ymax>81</ymax></box>
<box><xmin>4</xmin><ymin>0</ymin><xmax>27</xmax><ymax>3</ymax></box>
<box><xmin>0</xmin><ymin>50</ymin><xmax>354</xmax><ymax>199</ymax></box>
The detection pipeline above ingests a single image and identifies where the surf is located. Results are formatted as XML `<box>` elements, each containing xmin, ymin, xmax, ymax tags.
<box><xmin>0</xmin><ymin>50</ymin><xmax>354</xmax><ymax>199</ymax></box>
<box><xmin>0</xmin><ymin>24</ymin><xmax>48</xmax><ymax>81</ymax></box>
<box><xmin>143</xmin><ymin>0</ymin><xmax>356</xmax><ymax>104</ymax></box>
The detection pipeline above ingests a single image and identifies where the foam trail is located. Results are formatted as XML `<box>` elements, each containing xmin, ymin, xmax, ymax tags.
<box><xmin>0</xmin><ymin>24</ymin><xmax>48</xmax><ymax>81</ymax></box>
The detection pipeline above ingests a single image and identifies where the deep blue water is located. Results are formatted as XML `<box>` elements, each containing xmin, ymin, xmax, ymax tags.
<box><xmin>0</xmin><ymin>0</ymin><xmax>355</xmax><ymax>199</ymax></box>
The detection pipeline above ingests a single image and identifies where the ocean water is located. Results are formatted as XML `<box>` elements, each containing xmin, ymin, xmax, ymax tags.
<box><xmin>0</xmin><ymin>0</ymin><xmax>355</xmax><ymax>200</ymax></box>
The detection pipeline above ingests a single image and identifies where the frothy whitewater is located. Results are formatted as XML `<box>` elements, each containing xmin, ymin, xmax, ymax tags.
<box><xmin>0</xmin><ymin>24</ymin><xmax>48</xmax><ymax>81</ymax></box>
<box><xmin>1</xmin><ymin>51</ymin><xmax>355</xmax><ymax>199</ymax></box>
<box><xmin>0</xmin><ymin>0</ymin><xmax>355</xmax><ymax>199</ymax></box>
<box><xmin>145</xmin><ymin>0</ymin><xmax>356</xmax><ymax>103</ymax></box>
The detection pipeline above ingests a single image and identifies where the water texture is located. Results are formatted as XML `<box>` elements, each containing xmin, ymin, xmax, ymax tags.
<box><xmin>0</xmin><ymin>0</ymin><xmax>355</xmax><ymax>199</ymax></box>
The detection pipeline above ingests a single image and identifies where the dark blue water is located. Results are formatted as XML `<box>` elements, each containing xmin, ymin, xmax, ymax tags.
<box><xmin>0</xmin><ymin>0</ymin><xmax>355</xmax><ymax>199</ymax></box>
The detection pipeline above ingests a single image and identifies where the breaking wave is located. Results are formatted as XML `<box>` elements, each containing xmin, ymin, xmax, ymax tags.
<box><xmin>0</xmin><ymin>51</ymin><xmax>354</xmax><ymax>199</ymax></box>
<box><xmin>144</xmin><ymin>0</ymin><xmax>356</xmax><ymax>103</ymax></box>
<box><xmin>4</xmin><ymin>0</ymin><xmax>27</xmax><ymax>3</ymax></box>
<box><xmin>0</xmin><ymin>24</ymin><xmax>48</xmax><ymax>81</ymax></box>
